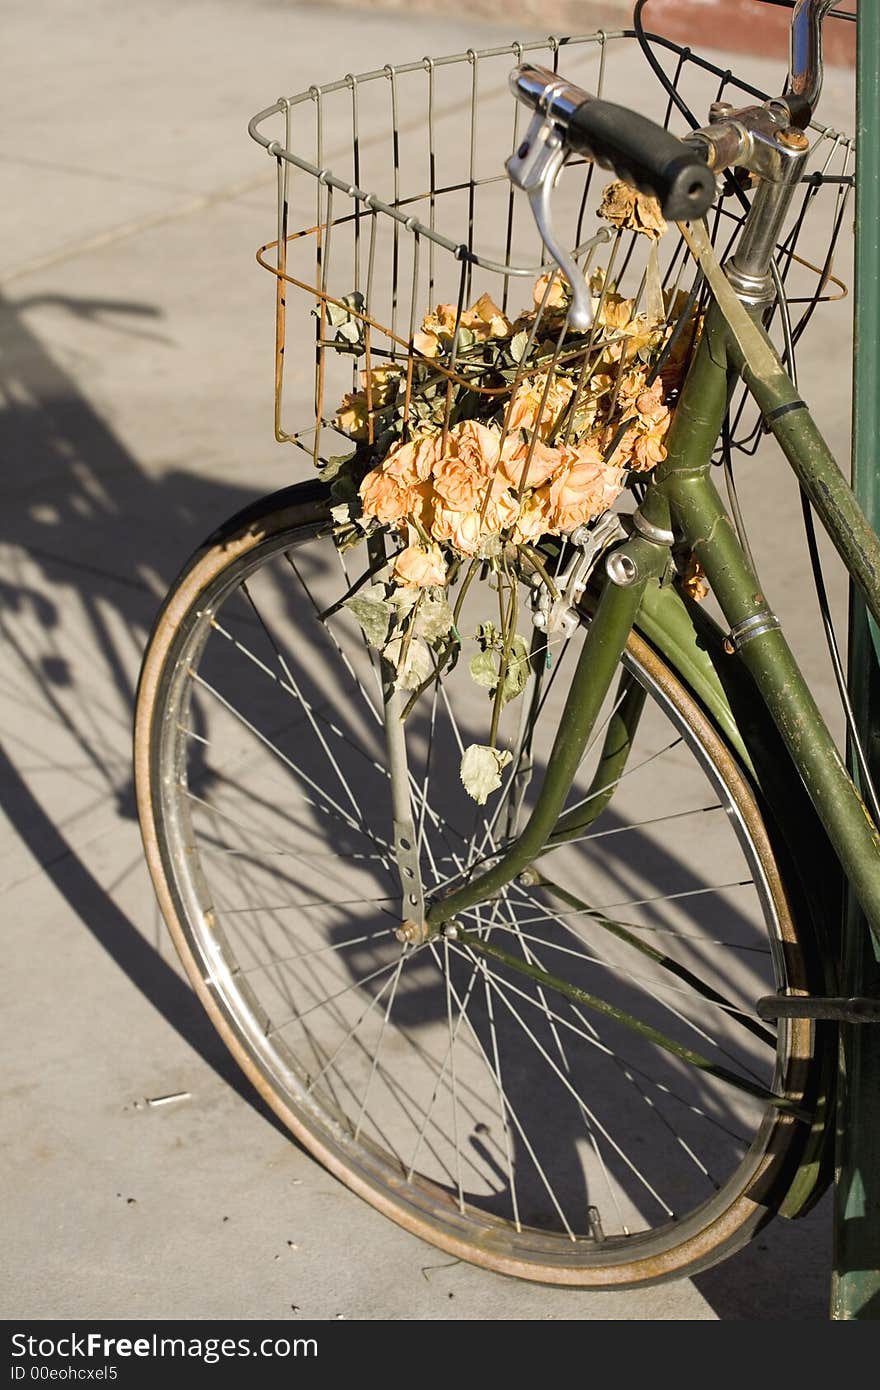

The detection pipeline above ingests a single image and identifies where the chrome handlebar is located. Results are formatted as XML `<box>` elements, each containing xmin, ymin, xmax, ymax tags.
<box><xmin>784</xmin><ymin>0</ymin><xmax>836</xmax><ymax>123</ymax></box>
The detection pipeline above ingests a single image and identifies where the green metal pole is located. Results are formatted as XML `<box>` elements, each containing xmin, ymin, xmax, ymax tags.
<box><xmin>832</xmin><ymin>2</ymin><xmax>880</xmax><ymax>1322</ymax></box>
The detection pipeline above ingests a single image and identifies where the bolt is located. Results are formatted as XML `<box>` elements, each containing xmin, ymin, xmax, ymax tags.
<box><xmin>442</xmin><ymin>922</ymin><xmax>459</xmax><ymax>941</ymax></box>
<box><xmin>709</xmin><ymin>101</ymin><xmax>735</xmax><ymax>124</ymax></box>
<box><xmin>779</xmin><ymin>126</ymin><xmax>809</xmax><ymax>151</ymax></box>
<box><xmin>518</xmin><ymin>867</ymin><xmax>541</xmax><ymax>887</ymax></box>
<box><xmin>396</xmin><ymin>919</ymin><xmax>429</xmax><ymax>945</ymax></box>
<box><xmin>605</xmin><ymin>551</ymin><xmax>639</xmax><ymax>587</ymax></box>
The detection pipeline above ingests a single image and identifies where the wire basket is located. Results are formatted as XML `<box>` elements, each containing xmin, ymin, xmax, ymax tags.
<box><xmin>248</xmin><ymin>27</ymin><xmax>854</xmax><ymax>489</ymax></box>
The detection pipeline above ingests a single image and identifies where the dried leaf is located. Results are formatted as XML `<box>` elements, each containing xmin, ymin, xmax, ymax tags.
<box><xmin>415</xmin><ymin>595</ymin><xmax>454</xmax><ymax>643</ymax></box>
<box><xmin>682</xmin><ymin>553</ymin><xmax>710</xmax><ymax>603</ymax></box>
<box><xmin>389</xmin><ymin>585</ymin><xmax>420</xmax><ymax>613</ymax></box>
<box><xmin>460</xmin><ymin>744</ymin><xmax>513</xmax><ymax>805</ymax></box>
<box><xmin>509</xmin><ymin>330</ymin><xmax>530</xmax><ymax>365</ymax></box>
<box><xmin>384</xmin><ymin>635</ymin><xmax>433</xmax><ymax>690</ymax></box>
<box><xmin>320</xmin><ymin>452</ymin><xmax>355</xmax><ymax>482</ymax></box>
<box><xmin>598</xmin><ymin>181</ymin><xmax>667</xmax><ymax>241</ymax></box>
<box><xmin>469</xmin><ymin>649</ymin><xmax>498</xmax><ymax>689</ymax></box>
<box><xmin>322</xmin><ymin>291</ymin><xmax>366</xmax><ymax>353</ymax></box>
<box><xmin>500</xmin><ymin>633</ymin><xmax>530</xmax><ymax>707</ymax></box>
<box><xmin>344</xmin><ymin>587</ymin><xmax>391</xmax><ymax>648</ymax></box>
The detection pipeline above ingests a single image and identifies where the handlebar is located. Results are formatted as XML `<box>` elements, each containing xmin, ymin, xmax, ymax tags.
<box><xmin>783</xmin><ymin>0</ymin><xmax>836</xmax><ymax>126</ymax></box>
<box><xmin>509</xmin><ymin>65</ymin><xmax>716</xmax><ymax>223</ymax></box>
<box><xmin>505</xmin><ymin>0</ymin><xmax>841</xmax><ymax>328</ymax></box>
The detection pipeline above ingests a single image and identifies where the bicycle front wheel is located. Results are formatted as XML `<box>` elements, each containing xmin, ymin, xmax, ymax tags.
<box><xmin>134</xmin><ymin>484</ymin><xmax>816</xmax><ymax>1287</ymax></box>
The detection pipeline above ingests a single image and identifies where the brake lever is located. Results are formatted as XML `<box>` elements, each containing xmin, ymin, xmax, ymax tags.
<box><xmin>505</xmin><ymin>108</ymin><xmax>594</xmax><ymax>332</ymax></box>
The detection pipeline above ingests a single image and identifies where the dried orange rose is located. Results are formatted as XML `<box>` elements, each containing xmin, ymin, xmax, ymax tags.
<box><xmin>481</xmin><ymin>478</ymin><xmax>521</xmax><ymax>535</ymax></box>
<box><xmin>630</xmin><ymin>429</ymin><xmax>668</xmax><ymax>470</ymax></box>
<box><xmin>336</xmin><ymin>365</ymin><xmax>403</xmax><ymax>440</ymax></box>
<box><xmin>408</xmin><ymin>480</ymin><xmax>435</xmax><ymax>530</ymax></box>
<box><xmin>499</xmin><ymin>431</ymin><xmax>562</xmax><ymax>491</ymax></box>
<box><xmin>616</xmin><ymin>368</ymin><xmax>652</xmax><ymax>406</ymax></box>
<box><xmin>336</xmin><ymin>391</ymin><xmax>371</xmax><ymax>440</ymax></box>
<box><xmin>413</xmin><ymin>303</ymin><xmax>459</xmax><ymax>358</ymax></box>
<box><xmin>450</xmin><ymin>418</ymin><xmax>501</xmax><ymax>473</ymax></box>
<box><xmin>511</xmin><ymin>488</ymin><xmax>553</xmax><ymax>543</ymax></box>
<box><xmin>413</xmin><ymin>329</ymin><xmax>441</xmax><ymax>359</ymax></box>
<box><xmin>393</xmin><ymin>543</ymin><xmax>448</xmax><ymax>588</ymax></box>
<box><xmin>506</xmin><ymin>373</ymin><xmax>574</xmax><ymax>442</ymax></box>
<box><xmin>384</xmin><ymin>432</ymin><xmax>442</xmax><ymax>485</ymax></box>
<box><xmin>548</xmin><ymin>443</ymin><xmax>625</xmax><ymax>531</ymax></box>
<box><xmin>462</xmin><ymin>292</ymin><xmax>512</xmax><ymax>340</ymax></box>
<box><xmin>533</xmin><ymin>270</ymin><xmax>570</xmax><ymax>312</ymax></box>
<box><xmin>359</xmin><ymin>468</ymin><xmax>413</xmax><ymax>526</ymax></box>
<box><xmin>430</xmin><ymin>506</ymin><xmax>483</xmax><ymax>555</ymax></box>
<box><xmin>597</xmin><ymin>292</ymin><xmax>637</xmax><ymax>334</ymax></box>
<box><xmin>432</xmin><ymin>456</ymin><xmax>486</xmax><ymax>513</ymax></box>
<box><xmin>361</xmin><ymin>363</ymin><xmax>402</xmax><ymax>405</ymax></box>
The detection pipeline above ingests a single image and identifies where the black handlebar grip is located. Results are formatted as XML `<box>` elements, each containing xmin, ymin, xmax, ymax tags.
<box><xmin>566</xmin><ymin>98</ymin><xmax>716</xmax><ymax>221</ymax></box>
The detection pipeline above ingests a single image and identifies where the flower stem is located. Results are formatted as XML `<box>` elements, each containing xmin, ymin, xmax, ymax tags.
<box><xmin>488</xmin><ymin>563</ymin><xmax>518</xmax><ymax>749</ymax></box>
<box><xmin>518</xmin><ymin>544</ymin><xmax>560</xmax><ymax>602</ymax></box>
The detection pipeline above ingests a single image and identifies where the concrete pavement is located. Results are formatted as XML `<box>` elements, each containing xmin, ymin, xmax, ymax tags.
<box><xmin>0</xmin><ymin>0</ymin><xmax>856</xmax><ymax>1320</ymax></box>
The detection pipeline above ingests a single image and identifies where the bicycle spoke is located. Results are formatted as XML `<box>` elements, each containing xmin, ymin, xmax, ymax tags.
<box><xmin>210</xmin><ymin>609</ymin><xmax>387</xmax><ymax>782</ymax></box>
<box><xmin>456</xmin><ymin>941</ymin><xmax>675</xmax><ymax>1220</ymax></box>
<box><xmin>495</xmin><ymin>894</ymin><xmax>629</xmax><ymax>1234</ymax></box>
<box><xmin>235</xmin><ymin>928</ymin><xmax>396</xmax><ymax>975</ymax></box>
<box><xmin>269</xmin><ymin>946</ymin><xmax>425</xmax><ymax>1036</ymax></box>
<box><xmin>189</xmin><ymin>669</ymin><xmax>393</xmax><ymax>852</ymax></box>
<box><xmin>464</xmin><ymin>917</ymin><xmax>769</xmax><ymax>1031</ymax></box>
<box><xmin>467</xmin><ymin>953</ymin><xmax>743</xmax><ymax>1187</ymax></box>
<box><xmin>443</xmin><ymin>935</ymin><xmax>466</xmax><ymax>1213</ymax></box>
<box><xmin>503</xmin><ymin>882</ymin><xmax>773</xmax><ymax>1083</ymax></box>
<box><xmin>456</xmin><ymin>928</ymin><xmax>788</xmax><ymax>1109</ymax></box>
<box><xmin>433</xmin><ymin>942</ymin><xmax>578</xmax><ymax>1240</ymax></box>
<box><xmin>217</xmin><ymin>896</ymin><xmax>397</xmax><ymax>916</ymax></box>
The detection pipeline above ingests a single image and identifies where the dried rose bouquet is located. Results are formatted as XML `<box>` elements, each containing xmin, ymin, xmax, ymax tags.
<box><xmin>321</xmin><ymin>183</ymin><xmax>700</xmax><ymax>802</ymax></box>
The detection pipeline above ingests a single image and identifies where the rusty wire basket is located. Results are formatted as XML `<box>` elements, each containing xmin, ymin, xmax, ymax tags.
<box><xmin>248</xmin><ymin>26</ymin><xmax>853</xmax><ymax>478</ymax></box>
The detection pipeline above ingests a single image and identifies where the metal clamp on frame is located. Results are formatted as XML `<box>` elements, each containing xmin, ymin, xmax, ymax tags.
<box><xmin>726</xmin><ymin>609</ymin><xmax>782</xmax><ymax>651</ymax></box>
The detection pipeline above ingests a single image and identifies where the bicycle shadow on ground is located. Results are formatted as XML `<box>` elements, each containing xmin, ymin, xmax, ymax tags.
<box><xmin>0</xmin><ymin>287</ymin><xmax>287</xmax><ymax>1132</ymax></box>
<box><xmin>0</xmin><ymin>284</ymin><xmax>829</xmax><ymax>1318</ymax></box>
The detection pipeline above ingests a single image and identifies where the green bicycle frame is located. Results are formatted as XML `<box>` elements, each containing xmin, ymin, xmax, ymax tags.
<box><xmin>426</xmin><ymin>233</ymin><xmax>880</xmax><ymax>948</ymax></box>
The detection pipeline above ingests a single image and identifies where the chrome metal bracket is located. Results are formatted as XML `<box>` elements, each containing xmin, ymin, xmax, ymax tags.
<box><xmin>506</xmin><ymin>109</ymin><xmax>593</xmax><ymax>331</ymax></box>
<box><xmin>531</xmin><ymin>511</ymin><xmax>627</xmax><ymax>636</ymax></box>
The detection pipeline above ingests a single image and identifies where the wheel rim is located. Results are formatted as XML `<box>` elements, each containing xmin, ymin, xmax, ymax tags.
<box><xmin>137</xmin><ymin>502</ymin><xmax>812</xmax><ymax>1282</ymax></box>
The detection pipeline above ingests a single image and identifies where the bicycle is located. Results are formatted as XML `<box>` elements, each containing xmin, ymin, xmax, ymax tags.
<box><xmin>133</xmin><ymin>0</ymin><xmax>872</xmax><ymax>1288</ymax></box>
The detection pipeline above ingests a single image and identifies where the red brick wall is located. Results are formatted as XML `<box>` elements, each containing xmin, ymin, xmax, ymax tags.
<box><xmin>330</xmin><ymin>1</ymin><xmax>856</xmax><ymax>65</ymax></box>
<box><xmin>647</xmin><ymin>1</ymin><xmax>855</xmax><ymax>65</ymax></box>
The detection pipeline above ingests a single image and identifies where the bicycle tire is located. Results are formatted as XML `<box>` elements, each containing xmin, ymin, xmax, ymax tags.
<box><xmin>134</xmin><ymin>481</ymin><xmax>819</xmax><ymax>1287</ymax></box>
